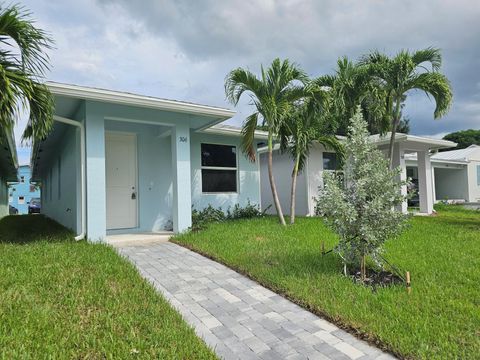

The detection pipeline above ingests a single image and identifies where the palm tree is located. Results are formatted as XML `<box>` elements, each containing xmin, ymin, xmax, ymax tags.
<box><xmin>314</xmin><ymin>57</ymin><xmax>387</xmax><ymax>136</ymax></box>
<box><xmin>0</xmin><ymin>4</ymin><xmax>54</xmax><ymax>141</ymax></box>
<box><xmin>359</xmin><ymin>48</ymin><xmax>453</xmax><ymax>167</ymax></box>
<box><xmin>225</xmin><ymin>58</ymin><xmax>308</xmax><ymax>226</ymax></box>
<box><xmin>279</xmin><ymin>92</ymin><xmax>343</xmax><ymax>224</ymax></box>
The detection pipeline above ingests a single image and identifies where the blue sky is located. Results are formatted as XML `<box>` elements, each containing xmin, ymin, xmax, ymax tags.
<box><xmin>15</xmin><ymin>0</ymin><xmax>480</xmax><ymax>164</ymax></box>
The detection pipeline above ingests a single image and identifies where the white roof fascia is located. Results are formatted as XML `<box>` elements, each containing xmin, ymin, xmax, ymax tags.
<box><xmin>47</xmin><ymin>82</ymin><xmax>236</xmax><ymax>120</ymax></box>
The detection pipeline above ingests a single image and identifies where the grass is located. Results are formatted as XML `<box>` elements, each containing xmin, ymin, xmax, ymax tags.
<box><xmin>173</xmin><ymin>205</ymin><xmax>480</xmax><ymax>359</ymax></box>
<box><xmin>0</xmin><ymin>215</ymin><xmax>216</xmax><ymax>359</ymax></box>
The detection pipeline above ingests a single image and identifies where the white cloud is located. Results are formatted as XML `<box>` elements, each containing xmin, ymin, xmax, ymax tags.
<box><xmin>12</xmin><ymin>0</ymin><xmax>480</xmax><ymax>162</ymax></box>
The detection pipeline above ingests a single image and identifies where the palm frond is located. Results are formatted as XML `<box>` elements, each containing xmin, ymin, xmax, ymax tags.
<box><xmin>224</xmin><ymin>68</ymin><xmax>263</xmax><ymax>105</ymax></box>
<box><xmin>411</xmin><ymin>47</ymin><xmax>442</xmax><ymax>71</ymax></box>
<box><xmin>407</xmin><ymin>72</ymin><xmax>453</xmax><ymax>118</ymax></box>
<box><xmin>22</xmin><ymin>81</ymin><xmax>54</xmax><ymax>141</ymax></box>
<box><xmin>240</xmin><ymin>112</ymin><xmax>260</xmax><ymax>162</ymax></box>
<box><xmin>0</xmin><ymin>4</ymin><xmax>53</xmax><ymax>76</ymax></box>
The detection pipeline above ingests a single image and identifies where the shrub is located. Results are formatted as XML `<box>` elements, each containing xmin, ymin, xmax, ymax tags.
<box><xmin>191</xmin><ymin>201</ymin><xmax>267</xmax><ymax>231</ymax></box>
<box><xmin>315</xmin><ymin>107</ymin><xmax>410</xmax><ymax>280</ymax></box>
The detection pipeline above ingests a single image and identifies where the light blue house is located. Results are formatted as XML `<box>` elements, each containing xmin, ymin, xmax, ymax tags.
<box><xmin>0</xmin><ymin>127</ymin><xmax>18</xmax><ymax>218</ymax></box>
<box><xmin>31</xmin><ymin>82</ymin><xmax>265</xmax><ymax>242</ymax></box>
<box><xmin>9</xmin><ymin>165</ymin><xmax>40</xmax><ymax>214</ymax></box>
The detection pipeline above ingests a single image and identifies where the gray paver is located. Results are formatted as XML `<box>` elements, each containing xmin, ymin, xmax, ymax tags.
<box><xmin>118</xmin><ymin>242</ymin><xmax>395</xmax><ymax>360</ymax></box>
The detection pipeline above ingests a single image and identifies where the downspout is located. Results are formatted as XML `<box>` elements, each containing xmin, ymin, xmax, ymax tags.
<box><xmin>53</xmin><ymin>115</ymin><xmax>86</xmax><ymax>241</ymax></box>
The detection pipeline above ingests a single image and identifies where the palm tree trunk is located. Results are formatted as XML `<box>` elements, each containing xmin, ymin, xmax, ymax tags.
<box><xmin>289</xmin><ymin>153</ymin><xmax>300</xmax><ymax>224</ymax></box>
<box><xmin>388</xmin><ymin>99</ymin><xmax>402</xmax><ymax>169</ymax></box>
<box><xmin>267</xmin><ymin>135</ymin><xmax>286</xmax><ymax>226</ymax></box>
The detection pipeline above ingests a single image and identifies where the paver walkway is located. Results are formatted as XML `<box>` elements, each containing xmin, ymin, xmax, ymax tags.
<box><xmin>118</xmin><ymin>242</ymin><xmax>395</xmax><ymax>360</ymax></box>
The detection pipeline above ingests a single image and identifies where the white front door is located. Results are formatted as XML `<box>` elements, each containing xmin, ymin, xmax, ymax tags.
<box><xmin>105</xmin><ymin>132</ymin><xmax>138</xmax><ymax>230</ymax></box>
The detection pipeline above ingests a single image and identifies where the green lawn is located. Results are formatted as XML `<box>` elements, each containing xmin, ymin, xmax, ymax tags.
<box><xmin>173</xmin><ymin>205</ymin><xmax>480</xmax><ymax>359</ymax></box>
<box><xmin>0</xmin><ymin>215</ymin><xmax>216</xmax><ymax>359</ymax></box>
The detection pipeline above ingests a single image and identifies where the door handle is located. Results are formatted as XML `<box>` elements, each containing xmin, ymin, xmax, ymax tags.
<box><xmin>131</xmin><ymin>192</ymin><xmax>136</xmax><ymax>200</ymax></box>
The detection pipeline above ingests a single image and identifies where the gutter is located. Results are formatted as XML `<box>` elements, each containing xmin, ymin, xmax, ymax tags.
<box><xmin>51</xmin><ymin>115</ymin><xmax>86</xmax><ymax>241</ymax></box>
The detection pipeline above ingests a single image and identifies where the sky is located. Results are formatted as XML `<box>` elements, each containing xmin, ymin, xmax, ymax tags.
<box><xmin>15</xmin><ymin>0</ymin><xmax>480</xmax><ymax>164</ymax></box>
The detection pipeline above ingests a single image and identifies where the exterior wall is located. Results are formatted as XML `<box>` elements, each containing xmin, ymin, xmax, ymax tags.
<box><xmin>40</xmin><ymin>126</ymin><xmax>81</xmax><ymax>232</ymax></box>
<box><xmin>434</xmin><ymin>167</ymin><xmax>469</xmax><ymax>201</ymax></box>
<box><xmin>104</xmin><ymin>120</ymin><xmax>173</xmax><ymax>233</ymax></box>
<box><xmin>191</xmin><ymin>132</ymin><xmax>261</xmax><ymax>212</ymax></box>
<box><xmin>8</xmin><ymin>166</ymin><xmax>40</xmax><ymax>214</ymax></box>
<box><xmin>0</xmin><ymin>177</ymin><xmax>8</xmax><ymax>218</ymax></box>
<box><xmin>306</xmin><ymin>143</ymin><xmax>329</xmax><ymax>216</ymax></box>
<box><xmin>466</xmin><ymin>161</ymin><xmax>480</xmax><ymax>202</ymax></box>
<box><xmin>260</xmin><ymin>151</ymin><xmax>309</xmax><ymax>216</ymax></box>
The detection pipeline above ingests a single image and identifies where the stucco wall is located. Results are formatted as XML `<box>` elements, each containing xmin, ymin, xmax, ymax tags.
<box><xmin>105</xmin><ymin>120</ymin><xmax>173</xmax><ymax>233</ymax></box>
<box><xmin>434</xmin><ymin>167</ymin><xmax>469</xmax><ymax>201</ymax></box>
<box><xmin>466</xmin><ymin>161</ymin><xmax>480</xmax><ymax>202</ymax></box>
<box><xmin>260</xmin><ymin>151</ymin><xmax>309</xmax><ymax>216</ymax></box>
<box><xmin>0</xmin><ymin>178</ymin><xmax>8</xmax><ymax>218</ymax></box>
<box><xmin>40</xmin><ymin>125</ymin><xmax>81</xmax><ymax>232</ymax></box>
<box><xmin>190</xmin><ymin>132</ymin><xmax>261</xmax><ymax>212</ymax></box>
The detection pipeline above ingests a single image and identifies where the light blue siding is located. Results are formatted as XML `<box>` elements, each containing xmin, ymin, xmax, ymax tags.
<box><xmin>190</xmin><ymin>132</ymin><xmax>261</xmax><ymax>211</ymax></box>
<box><xmin>40</xmin><ymin>125</ymin><xmax>81</xmax><ymax>232</ymax></box>
<box><xmin>38</xmin><ymin>98</ymin><xmax>261</xmax><ymax>242</ymax></box>
<box><xmin>84</xmin><ymin>101</ymin><xmax>107</xmax><ymax>241</ymax></box>
<box><xmin>0</xmin><ymin>178</ymin><xmax>8</xmax><ymax>217</ymax></box>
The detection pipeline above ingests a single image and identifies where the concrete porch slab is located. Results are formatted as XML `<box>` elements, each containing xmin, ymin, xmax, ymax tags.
<box><xmin>107</xmin><ymin>232</ymin><xmax>172</xmax><ymax>247</ymax></box>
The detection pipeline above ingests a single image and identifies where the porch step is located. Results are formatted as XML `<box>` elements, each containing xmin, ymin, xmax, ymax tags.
<box><xmin>107</xmin><ymin>232</ymin><xmax>173</xmax><ymax>247</ymax></box>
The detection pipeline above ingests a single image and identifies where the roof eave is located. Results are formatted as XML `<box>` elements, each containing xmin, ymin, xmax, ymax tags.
<box><xmin>47</xmin><ymin>82</ymin><xmax>236</xmax><ymax>120</ymax></box>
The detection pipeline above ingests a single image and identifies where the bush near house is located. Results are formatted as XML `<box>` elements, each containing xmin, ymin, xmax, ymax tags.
<box><xmin>173</xmin><ymin>206</ymin><xmax>480</xmax><ymax>359</ymax></box>
<box><xmin>0</xmin><ymin>215</ymin><xmax>216</xmax><ymax>359</ymax></box>
<box><xmin>191</xmin><ymin>201</ymin><xmax>267</xmax><ymax>231</ymax></box>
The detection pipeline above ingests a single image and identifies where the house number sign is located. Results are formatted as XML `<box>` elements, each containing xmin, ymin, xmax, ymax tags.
<box><xmin>179</xmin><ymin>136</ymin><xmax>188</xmax><ymax>143</ymax></box>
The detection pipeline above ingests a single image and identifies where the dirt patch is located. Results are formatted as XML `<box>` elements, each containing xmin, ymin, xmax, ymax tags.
<box><xmin>349</xmin><ymin>268</ymin><xmax>404</xmax><ymax>289</ymax></box>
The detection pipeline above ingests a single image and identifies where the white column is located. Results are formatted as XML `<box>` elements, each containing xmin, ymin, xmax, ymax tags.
<box><xmin>431</xmin><ymin>166</ymin><xmax>437</xmax><ymax>204</ymax></box>
<box><xmin>392</xmin><ymin>145</ymin><xmax>408</xmax><ymax>213</ymax></box>
<box><xmin>417</xmin><ymin>150</ymin><xmax>434</xmax><ymax>214</ymax></box>
<box><xmin>171</xmin><ymin>124</ymin><xmax>192</xmax><ymax>233</ymax></box>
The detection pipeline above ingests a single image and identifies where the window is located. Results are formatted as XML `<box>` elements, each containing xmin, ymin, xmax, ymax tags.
<box><xmin>20</xmin><ymin>176</ymin><xmax>25</xmax><ymax>183</ymax></box>
<box><xmin>323</xmin><ymin>152</ymin><xmax>338</xmax><ymax>171</ymax></box>
<box><xmin>201</xmin><ymin>143</ymin><xmax>237</xmax><ymax>193</ymax></box>
<box><xmin>18</xmin><ymin>196</ymin><xmax>25</xmax><ymax>205</ymax></box>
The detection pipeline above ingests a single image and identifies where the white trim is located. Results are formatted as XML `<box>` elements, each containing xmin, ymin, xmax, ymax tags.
<box><xmin>200</xmin><ymin>142</ymin><xmax>239</xmax><ymax>194</ymax></box>
<box><xmin>47</xmin><ymin>81</ymin><xmax>235</xmax><ymax>119</ymax></box>
<box><xmin>201</xmin><ymin>125</ymin><xmax>269</xmax><ymax>139</ymax></box>
<box><xmin>104</xmin><ymin>116</ymin><xmax>175</xmax><ymax>128</ymax></box>
<box><xmin>370</xmin><ymin>133</ymin><xmax>456</xmax><ymax>149</ymax></box>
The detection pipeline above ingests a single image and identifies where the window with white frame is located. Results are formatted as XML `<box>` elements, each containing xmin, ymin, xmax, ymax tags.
<box><xmin>201</xmin><ymin>143</ymin><xmax>237</xmax><ymax>193</ymax></box>
<box><xmin>18</xmin><ymin>196</ymin><xmax>25</xmax><ymax>205</ymax></box>
<box><xmin>20</xmin><ymin>176</ymin><xmax>25</xmax><ymax>183</ymax></box>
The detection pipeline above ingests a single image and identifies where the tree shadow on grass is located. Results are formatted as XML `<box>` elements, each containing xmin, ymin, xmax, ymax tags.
<box><xmin>257</xmin><ymin>249</ymin><xmax>344</xmax><ymax>277</ymax></box>
<box><xmin>0</xmin><ymin>215</ymin><xmax>74</xmax><ymax>244</ymax></box>
<box><xmin>436</xmin><ymin>217</ymin><xmax>480</xmax><ymax>232</ymax></box>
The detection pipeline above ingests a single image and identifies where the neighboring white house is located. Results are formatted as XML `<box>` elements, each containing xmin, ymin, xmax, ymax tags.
<box><xmin>405</xmin><ymin>144</ymin><xmax>480</xmax><ymax>203</ymax></box>
<box><xmin>259</xmin><ymin>133</ymin><xmax>456</xmax><ymax>216</ymax></box>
